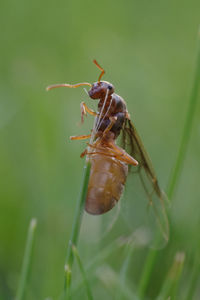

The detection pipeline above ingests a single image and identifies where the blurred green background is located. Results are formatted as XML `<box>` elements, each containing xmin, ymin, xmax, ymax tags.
<box><xmin>1</xmin><ymin>0</ymin><xmax>200</xmax><ymax>299</ymax></box>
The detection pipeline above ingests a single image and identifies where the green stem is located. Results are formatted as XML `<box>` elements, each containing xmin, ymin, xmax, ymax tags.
<box><xmin>70</xmin><ymin>237</ymin><xmax>127</xmax><ymax>296</ymax></box>
<box><xmin>64</xmin><ymin>161</ymin><xmax>91</xmax><ymax>299</ymax></box>
<box><xmin>138</xmin><ymin>248</ymin><xmax>157</xmax><ymax>299</ymax></box>
<box><xmin>72</xmin><ymin>245</ymin><xmax>93</xmax><ymax>300</ymax></box>
<box><xmin>167</xmin><ymin>29</ymin><xmax>200</xmax><ymax>199</ymax></box>
<box><xmin>156</xmin><ymin>252</ymin><xmax>185</xmax><ymax>300</ymax></box>
<box><xmin>138</xmin><ymin>28</ymin><xmax>200</xmax><ymax>298</ymax></box>
<box><xmin>97</xmin><ymin>265</ymin><xmax>138</xmax><ymax>300</ymax></box>
<box><xmin>15</xmin><ymin>218</ymin><xmax>37</xmax><ymax>300</ymax></box>
<box><xmin>184</xmin><ymin>253</ymin><xmax>200</xmax><ymax>300</ymax></box>
<box><xmin>116</xmin><ymin>243</ymin><xmax>134</xmax><ymax>300</ymax></box>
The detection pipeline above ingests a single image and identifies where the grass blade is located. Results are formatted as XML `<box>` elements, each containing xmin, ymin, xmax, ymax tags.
<box><xmin>96</xmin><ymin>265</ymin><xmax>139</xmax><ymax>300</ymax></box>
<box><xmin>156</xmin><ymin>252</ymin><xmax>185</xmax><ymax>300</ymax></box>
<box><xmin>64</xmin><ymin>161</ymin><xmax>91</xmax><ymax>299</ymax></box>
<box><xmin>138</xmin><ymin>28</ymin><xmax>200</xmax><ymax>299</ymax></box>
<box><xmin>15</xmin><ymin>218</ymin><xmax>37</xmax><ymax>300</ymax></box>
<box><xmin>184</xmin><ymin>253</ymin><xmax>200</xmax><ymax>300</ymax></box>
<box><xmin>116</xmin><ymin>242</ymin><xmax>134</xmax><ymax>300</ymax></box>
<box><xmin>167</xmin><ymin>28</ymin><xmax>200</xmax><ymax>198</ymax></box>
<box><xmin>70</xmin><ymin>237</ymin><xmax>128</xmax><ymax>297</ymax></box>
<box><xmin>72</xmin><ymin>244</ymin><xmax>93</xmax><ymax>300</ymax></box>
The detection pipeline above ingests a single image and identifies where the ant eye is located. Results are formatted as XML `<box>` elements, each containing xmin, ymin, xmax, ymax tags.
<box><xmin>108</xmin><ymin>85</ymin><xmax>113</xmax><ymax>90</ymax></box>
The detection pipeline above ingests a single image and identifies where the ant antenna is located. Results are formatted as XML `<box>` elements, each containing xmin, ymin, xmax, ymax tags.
<box><xmin>93</xmin><ymin>59</ymin><xmax>105</xmax><ymax>82</ymax></box>
<box><xmin>46</xmin><ymin>82</ymin><xmax>92</xmax><ymax>91</ymax></box>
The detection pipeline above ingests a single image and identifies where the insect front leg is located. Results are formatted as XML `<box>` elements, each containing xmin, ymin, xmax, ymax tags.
<box><xmin>80</xmin><ymin>101</ymin><xmax>97</xmax><ymax>123</ymax></box>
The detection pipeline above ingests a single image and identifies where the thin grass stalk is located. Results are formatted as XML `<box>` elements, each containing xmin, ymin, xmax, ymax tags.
<box><xmin>184</xmin><ymin>267</ymin><xmax>199</xmax><ymax>300</ymax></box>
<box><xmin>96</xmin><ymin>265</ymin><xmax>139</xmax><ymax>300</ymax></box>
<box><xmin>138</xmin><ymin>248</ymin><xmax>157</xmax><ymax>298</ymax></box>
<box><xmin>72</xmin><ymin>245</ymin><xmax>93</xmax><ymax>300</ymax></box>
<box><xmin>15</xmin><ymin>218</ymin><xmax>37</xmax><ymax>300</ymax></box>
<box><xmin>70</xmin><ymin>237</ymin><xmax>128</xmax><ymax>296</ymax></box>
<box><xmin>156</xmin><ymin>252</ymin><xmax>185</xmax><ymax>300</ymax></box>
<box><xmin>138</xmin><ymin>28</ymin><xmax>200</xmax><ymax>298</ymax></box>
<box><xmin>184</xmin><ymin>253</ymin><xmax>200</xmax><ymax>300</ymax></box>
<box><xmin>64</xmin><ymin>161</ymin><xmax>91</xmax><ymax>299</ymax></box>
<box><xmin>116</xmin><ymin>243</ymin><xmax>134</xmax><ymax>300</ymax></box>
<box><xmin>167</xmin><ymin>28</ymin><xmax>200</xmax><ymax>198</ymax></box>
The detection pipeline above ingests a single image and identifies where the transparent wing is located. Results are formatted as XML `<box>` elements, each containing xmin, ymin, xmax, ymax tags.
<box><xmin>119</xmin><ymin>119</ymin><xmax>169</xmax><ymax>248</ymax></box>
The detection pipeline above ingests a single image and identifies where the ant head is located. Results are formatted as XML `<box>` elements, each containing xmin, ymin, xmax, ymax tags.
<box><xmin>46</xmin><ymin>60</ymin><xmax>114</xmax><ymax>100</ymax></box>
<box><xmin>88</xmin><ymin>81</ymin><xmax>114</xmax><ymax>99</ymax></box>
<box><xmin>88</xmin><ymin>60</ymin><xmax>115</xmax><ymax>99</ymax></box>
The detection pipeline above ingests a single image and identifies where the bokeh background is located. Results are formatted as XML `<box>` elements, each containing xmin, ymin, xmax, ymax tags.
<box><xmin>1</xmin><ymin>0</ymin><xmax>200</xmax><ymax>299</ymax></box>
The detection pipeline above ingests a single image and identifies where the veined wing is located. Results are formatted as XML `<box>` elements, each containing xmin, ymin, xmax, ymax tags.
<box><xmin>120</xmin><ymin>119</ymin><xmax>169</xmax><ymax>247</ymax></box>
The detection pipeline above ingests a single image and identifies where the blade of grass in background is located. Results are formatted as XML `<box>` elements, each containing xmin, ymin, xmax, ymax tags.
<box><xmin>184</xmin><ymin>252</ymin><xmax>200</xmax><ymax>300</ymax></box>
<box><xmin>15</xmin><ymin>218</ymin><xmax>37</xmax><ymax>300</ymax></box>
<box><xmin>116</xmin><ymin>241</ymin><xmax>135</xmax><ymax>300</ymax></box>
<box><xmin>72</xmin><ymin>244</ymin><xmax>93</xmax><ymax>300</ymax></box>
<box><xmin>138</xmin><ymin>28</ymin><xmax>200</xmax><ymax>299</ymax></box>
<box><xmin>156</xmin><ymin>252</ymin><xmax>185</xmax><ymax>300</ymax></box>
<box><xmin>167</xmin><ymin>28</ymin><xmax>200</xmax><ymax>198</ymax></box>
<box><xmin>64</xmin><ymin>162</ymin><xmax>91</xmax><ymax>300</ymax></box>
<box><xmin>96</xmin><ymin>265</ymin><xmax>139</xmax><ymax>300</ymax></box>
<box><xmin>70</xmin><ymin>237</ymin><xmax>129</xmax><ymax>296</ymax></box>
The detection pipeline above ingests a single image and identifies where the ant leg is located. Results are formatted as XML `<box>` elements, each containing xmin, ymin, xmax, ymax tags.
<box><xmin>114</xmin><ymin>149</ymin><xmax>138</xmax><ymax>166</ymax></box>
<box><xmin>70</xmin><ymin>134</ymin><xmax>91</xmax><ymax>141</ymax></box>
<box><xmin>80</xmin><ymin>148</ymin><xmax>119</xmax><ymax>159</ymax></box>
<box><xmin>125</xmin><ymin>111</ymin><xmax>131</xmax><ymax>120</ymax></box>
<box><xmin>80</xmin><ymin>102</ymin><xmax>97</xmax><ymax>123</ymax></box>
<box><xmin>107</xmin><ymin>143</ymin><xmax>138</xmax><ymax>166</ymax></box>
<box><xmin>81</xmin><ymin>148</ymin><xmax>137</xmax><ymax>168</ymax></box>
<box><xmin>86</xmin><ymin>142</ymin><xmax>138</xmax><ymax>166</ymax></box>
<box><xmin>79</xmin><ymin>138</ymin><xmax>101</xmax><ymax>158</ymax></box>
<box><xmin>81</xmin><ymin>150</ymin><xmax>117</xmax><ymax>159</ymax></box>
<box><xmin>80</xmin><ymin>149</ymin><xmax>88</xmax><ymax>158</ymax></box>
<box><xmin>102</xmin><ymin>116</ymin><xmax>117</xmax><ymax>136</ymax></box>
<box><xmin>80</xmin><ymin>142</ymin><xmax>101</xmax><ymax>157</ymax></box>
<box><xmin>80</xmin><ymin>138</ymin><xmax>103</xmax><ymax>158</ymax></box>
<box><xmin>81</xmin><ymin>102</ymin><xmax>97</xmax><ymax>116</ymax></box>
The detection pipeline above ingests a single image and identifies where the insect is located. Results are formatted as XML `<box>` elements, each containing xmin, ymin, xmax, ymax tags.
<box><xmin>47</xmin><ymin>60</ymin><xmax>169</xmax><ymax>243</ymax></box>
